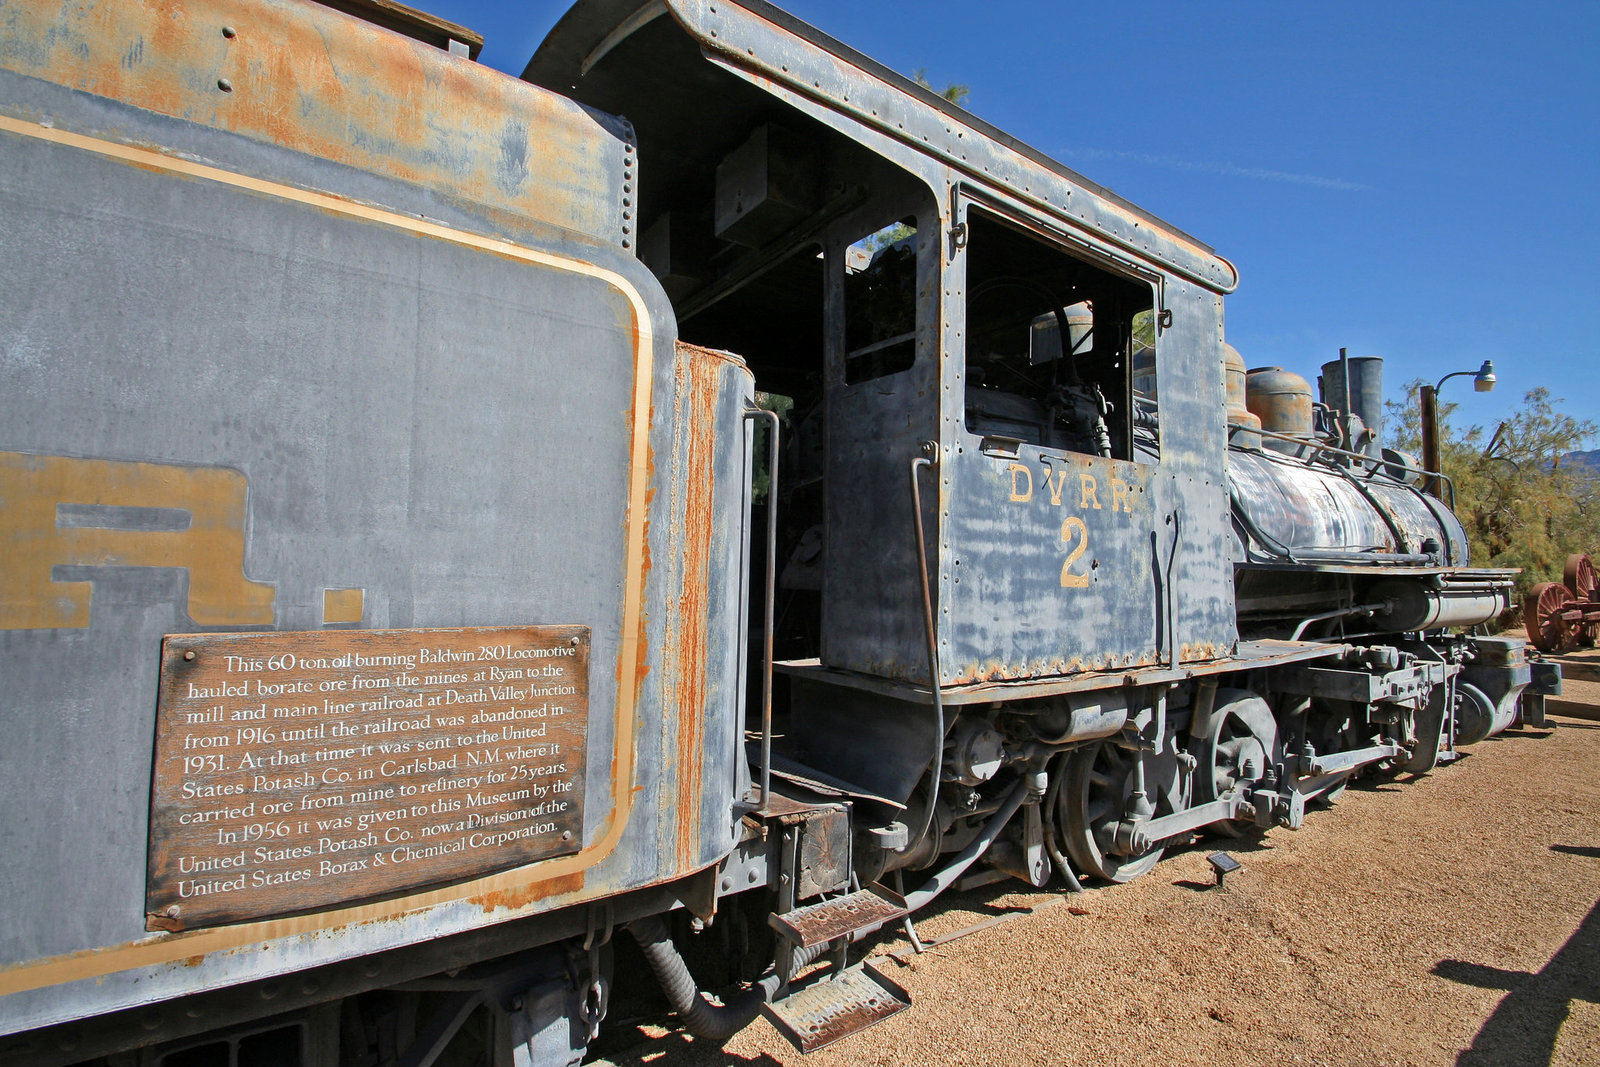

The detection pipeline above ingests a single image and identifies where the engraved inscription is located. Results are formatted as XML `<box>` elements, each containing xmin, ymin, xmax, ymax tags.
<box><xmin>147</xmin><ymin>626</ymin><xmax>589</xmax><ymax>929</ymax></box>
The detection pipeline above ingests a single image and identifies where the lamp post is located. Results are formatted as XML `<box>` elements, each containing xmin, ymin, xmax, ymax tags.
<box><xmin>1420</xmin><ymin>360</ymin><xmax>1496</xmax><ymax>499</ymax></box>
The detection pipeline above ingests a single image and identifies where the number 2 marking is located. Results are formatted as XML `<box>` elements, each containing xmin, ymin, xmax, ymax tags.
<box><xmin>1060</xmin><ymin>516</ymin><xmax>1090</xmax><ymax>588</ymax></box>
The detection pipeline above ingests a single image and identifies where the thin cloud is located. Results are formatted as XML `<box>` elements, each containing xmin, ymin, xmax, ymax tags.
<box><xmin>1062</xmin><ymin>147</ymin><xmax>1373</xmax><ymax>192</ymax></box>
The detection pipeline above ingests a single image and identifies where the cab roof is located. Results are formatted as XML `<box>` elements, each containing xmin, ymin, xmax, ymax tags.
<box><xmin>526</xmin><ymin>0</ymin><xmax>1238</xmax><ymax>294</ymax></box>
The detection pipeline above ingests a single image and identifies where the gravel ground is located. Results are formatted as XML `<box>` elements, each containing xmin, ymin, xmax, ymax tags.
<box><xmin>597</xmin><ymin>701</ymin><xmax>1600</xmax><ymax>1067</ymax></box>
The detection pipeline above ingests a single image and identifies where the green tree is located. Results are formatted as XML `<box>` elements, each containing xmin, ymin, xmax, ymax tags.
<box><xmin>1387</xmin><ymin>384</ymin><xmax>1600</xmax><ymax>597</ymax></box>
<box><xmin>913</xmin><ymin>68</ymin><xmax>970</xmax><ymax>106</ymax></box>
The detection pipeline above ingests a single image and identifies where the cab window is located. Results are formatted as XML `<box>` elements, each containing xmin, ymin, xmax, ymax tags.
<box><xmin>963</xmin><ymin>210</ymin><xmax>1157</xmax><ymax>461</ymax></box>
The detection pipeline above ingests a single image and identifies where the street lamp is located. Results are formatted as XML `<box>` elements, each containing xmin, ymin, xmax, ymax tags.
<box><xmin>1420</xmin><ymin>360</ymin><xmax>1495</xmax><ymax>499</ymax></box>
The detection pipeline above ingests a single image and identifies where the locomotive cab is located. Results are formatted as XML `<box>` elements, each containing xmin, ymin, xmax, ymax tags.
<box><xmin>528</xmin><ymin>0</ymin><xmax>1310</xmax><ymax>892</ymax></box>
<box><xmin>531</xmin><ymin>0</ymin><xmax>1542</xmax><ymax>898</ymax></box>
<box><xmin>528</xmin><ymin>0</ymin><xmax>1242</xmax><ymax>690</ymax></box>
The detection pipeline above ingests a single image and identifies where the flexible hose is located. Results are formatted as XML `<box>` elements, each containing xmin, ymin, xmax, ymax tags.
<box><xmin>1041</xmin><ymin>757</ymin><xmax>1084</xmax><ymax>893</ymax></box>
<box><xmin>626</xmin><ymin>915</ymin><xmax>826</xmax><ymax>1042</ymax></box>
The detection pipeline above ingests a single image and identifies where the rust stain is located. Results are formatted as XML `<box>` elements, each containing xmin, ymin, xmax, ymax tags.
<box><xmin>616</xmin><ymin>427</ymin><xmax>654</xmax><ymax>805</ymax></box>
<box><xmin>628</xmin><ymin>495</ymin><xmax>654</xmax><ymax>718</ymax></box>
<box><xmin>0</xmin><ymin>0</ymin><xmax>618</xmax><ymax>239</ymax></box>
<box><xmin>663</xmin><ymin>343</ymin><xmax>726</xmax><ymax>872</ymax></box>
<box><xmin>953</xmin><ymin>648</ymin><xmax>1187</xmax><ymax>686</ymax></box>
<box><xmin>470</xmin><ymin>871</ymin><xmax>585</xmax><ymax>914</ymax></box>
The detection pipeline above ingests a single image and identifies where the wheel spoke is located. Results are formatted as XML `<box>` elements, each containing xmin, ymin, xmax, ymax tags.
<box><xmin>1056</xmin><ymin>741</ymin><xmax>1166</xmax><ymax>885</ymax></box>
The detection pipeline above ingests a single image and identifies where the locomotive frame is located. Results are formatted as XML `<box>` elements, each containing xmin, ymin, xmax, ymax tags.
<box><xmin>0</xmin><ymin>0</ymin><xmax>1558</xmax><ymax>1063</ymax></box>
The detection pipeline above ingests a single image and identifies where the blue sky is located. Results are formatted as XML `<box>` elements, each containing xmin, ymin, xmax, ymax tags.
<box><xmin>430</xmin><ymin>0</ymin><xmax>1599</xmax><ymax>443</ymax></box>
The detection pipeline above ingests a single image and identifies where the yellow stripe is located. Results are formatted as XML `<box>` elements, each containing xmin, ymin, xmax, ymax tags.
<box><xmin>0</xmin><ymin>114</ymin><xmax>654</xmax><ymax>995</ymax></box>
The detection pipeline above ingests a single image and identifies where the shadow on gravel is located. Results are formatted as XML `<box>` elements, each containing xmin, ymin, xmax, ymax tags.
<box><xmin>1433</xmin><ymin>895</ymin><xmax>1600</xmax><ymax>1066</ymax></box>
<box><xmin>1503</xmin><ymin>728</ymin><xmax>1557</xmax><ymax>738</ymax></box>
<box><xmin>593</xmin><ymin>877</ymin><xmax>1069</xmax><ymax>1065</ymax></box>
<box><xmin>595</xmin><ymin>1030</ymin><xmax>788</xmax><ymax>1067</ymax></box>
<box><xmin>1551</xmin><ymin>844</ymin><xmax>1600</xmax><ymax>859</ymax></box>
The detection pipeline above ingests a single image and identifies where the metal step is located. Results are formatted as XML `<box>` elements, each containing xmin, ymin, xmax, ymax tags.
<box><xmin>761</xmin><ymin>962</ymin><xmax>910</xmax><ymax>1052</ymax></box>
<box><xmin>767</xmin><ymin>887</ymin><xmax>906</xmax><ymax>949</ymax></box>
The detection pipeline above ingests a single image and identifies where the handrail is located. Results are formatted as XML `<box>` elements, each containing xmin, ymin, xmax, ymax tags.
<box><xmin>909</xmin><ymin>443</ymin><xmax>946</xmax><ymax>850</ymax></box>
<box><xmin>744</xmin><ymin>408</ymin><xmax>781</xmax><ymax>808</ymax></box>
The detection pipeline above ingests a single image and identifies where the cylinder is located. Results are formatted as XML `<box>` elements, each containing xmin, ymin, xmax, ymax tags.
<box><xmin>1064</xmin><ymin>302</ymin><xmax>1094</xmax><ymax>356</ymax></box>
<box><xmin>1030</xmin><ymin>691</ymin><xmax>1129</xmax><ymax>744</ymax></box>
<box><xmin>1246</xmin><ymin>367</ymin><xmax>1314</xmax><ymax>454</ymax></box>
<box><xmin>1366</xmin><ymin>579</ymin><xmax>1511</xmax><ymax>632</ymax></box>
<box><xmin>1380</xmin><ymin>447</ymin><xmax>1422</xmax><ymax>486</ymax></box>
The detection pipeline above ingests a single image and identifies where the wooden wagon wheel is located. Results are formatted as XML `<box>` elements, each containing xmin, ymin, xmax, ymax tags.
<box><xmin>1564</xmin><ymin>553</ymin><xmax>1596</xmax><ymax>599</ymax></box>
<box><xmin>1524</xmin><ymin>581</ymin><xmax>1578</xmax><ymax>653</ymax></box>
<box><xmin>1563</xmin><ymin>554</ymin><xmax>1600</xmax><ymax>645</ymax></box>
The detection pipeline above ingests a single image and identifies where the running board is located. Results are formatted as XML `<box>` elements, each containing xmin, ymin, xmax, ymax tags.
<box><xmin>768</xmin><ymin>887</ymin><xmax>907</xmax><ymax>949</ymax></box>
<box><xmin>762</xmin><ymin>962</ymin><xmax>910</xmax><ymax>1052</ymax></box>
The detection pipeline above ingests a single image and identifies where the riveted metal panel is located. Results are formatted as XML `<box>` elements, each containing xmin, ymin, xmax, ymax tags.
<box><xmin>526</xmin><ymin>0</ymin><xmax>1243</xmax><ymax>690</ymax></box>
<box><xmin>0</xmin><ymin>0</ymin><xmax>632</xmax><ymax>245</ymax></box>
<box><xmin>0</xmin><ymin>3</ymin><xmax>745</xmax><ymax>1035</ymax></box>
<box><xmin>657</xmin><ymin>342</ymin><xmax>754</xmax><ymax>875</ymax></box>
<box><xmin>938</xmin><ymin>273</ymin><xmax>1236</xmax><ymax>684</ymax></box>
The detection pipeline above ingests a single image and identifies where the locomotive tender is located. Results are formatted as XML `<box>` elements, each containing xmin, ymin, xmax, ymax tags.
<box><xmin>0</xmin><ymin>0</ymin><xmax>1556</xmax><ymax>1061</ymax></box>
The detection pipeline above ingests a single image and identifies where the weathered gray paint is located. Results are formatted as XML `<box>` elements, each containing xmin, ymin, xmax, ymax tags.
<box><xmin>564</xmin><ymin>0</ymin><xmax>1244</xmax><ymax>687</ymax></box>
<box><xmin>1229</xmin><ymin>446</ymin><xmax>1472</xmax><ymax>563</ymax></box>
<box><xmin>0</xmin><ymin>10</ymin><xmax>747</xmax><ymax>1035</ymax></box>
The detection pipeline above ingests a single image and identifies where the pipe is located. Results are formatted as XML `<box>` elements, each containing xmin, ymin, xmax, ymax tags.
<box><xmin>1290</xmin><ymin>548</ymin><xmax>1437</xmax><ymax>564</ymax></box>
<box><xmin>1321</xmin><ymin>452</ymin><xmax>1415</xmax><ymax>557</ymax></box>
<box><xmin>909</xmin><ymin>447</ymin><xmax>946</xmax><ymax>853</ymax></box>
<box><xmin>1340</xmin><ymin>348</ymin><xmax>1353</xmax><ymax>442</ymax></box>
<box><xmin>1248</xmin><ymin>422</ymin><xmax>1389</xmax><ymax>473</ymax></box>
<box><xmin>1243</xmin><ymin>419</ymin><xmax>1461</xmax><ymax>509</ymax></box>
<box><xmin>1290</xmin><ymin>601</ymin><xmax>1388</xmax><ymax>641</ymax></box>
<box><xmin>626</xmin><ymin>915</ymin><xmax>826</xmax><ymax>1042</ymax></box>
<box><xmin>1229</xmin><ymin>485</ymin><xmax>1298</xmax><ymax>563</ymax></box>
<box><xmin>1041</xmin><ymin>756</ymin><xmax>1084</xmax><ymax>893</ymax></box>
<box><xmin>903</xmin><ymin>778</ymin><xmax>1030</xmax><ymax>912</ymax></box>
<box><xmin>1165</xmin><ymin>509</ymin><xmax>1182</xmax><ymax>669</ymax></box>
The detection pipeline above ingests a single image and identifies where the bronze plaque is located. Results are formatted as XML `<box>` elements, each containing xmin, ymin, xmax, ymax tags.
<box><xmin>147</xmin><ymin>626</ymin><xmax>589</xmax><ymax>929</ymax></box>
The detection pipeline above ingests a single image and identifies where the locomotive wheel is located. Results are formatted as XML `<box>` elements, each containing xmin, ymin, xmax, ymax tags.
<box><xmin>1057</xmin><ymin>739</ymin><xmax>1185</xmax><ymax>884</ymax></box>
<box><xmin>1524</xmin><ymin>581</ymin><xmax>1578</xmax><ymax>653</ymax></box>
<box><xmin>1190</xmin><ymin>690</ymin><xmax>1278</xmax><ymax>835</ymax></box>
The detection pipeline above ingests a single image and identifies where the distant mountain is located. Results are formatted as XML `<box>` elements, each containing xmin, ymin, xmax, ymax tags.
<box><xmin>1565</xmin><ymin>450</ymin><xmax>1600</xmax><ymax>471</ymax></box>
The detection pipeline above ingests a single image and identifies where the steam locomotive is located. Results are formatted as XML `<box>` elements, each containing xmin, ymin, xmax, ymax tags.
<box><xmin>0</xmin><ymin>0</ymin><xmax>1556</xmax><ymax>1062</ymax></box>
